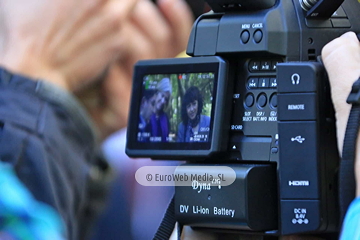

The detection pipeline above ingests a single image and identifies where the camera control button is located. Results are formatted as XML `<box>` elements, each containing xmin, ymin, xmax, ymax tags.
<box><xmin>270</xmin><ymin>78</ymin><xmax>277</xmax><ymax>88</ymax></box>
<box><xmin>253</xmin><ymin>30</ymin><xmax>263</xmax><ymax>43</ymax></box>
<box><xmin>270</xmin><ymin>93</ymin><xmax>277</xmax><ymax>108</ymax></box>
<box><xmin>257</xmin><ymin>93</ymin><xmax>267</xmax><ymax>108</ymax></box>
<box><xmin>331</xmin><ymin>6</ymin><xmax>347</xmax><ymax>18</ymax></box>
<box><xmin>305</xmin><ymin>19</ymin><xmax>332</xmax><ymax>28</ymax></box>
<box><xmin>259</xmin><ymin>78</ymin><xmax>270</xmax><ymax>88</ymax></box>
<box><xmin>271</xmin><ymin>60</ymin><xmax>282</xmax><ymax>71</ymax></box>
<box><xmin>261</xmin><ymin>61</ymin><xmax>271</xmax><ymax>71</ymax></box>
<box><xmin>240</xmin><ymin>30</ymin><xmax>250</xmax><ymax>44</ymax></box>
<box><xmin>244</xmin><ymin>93</ymin><xmax>255</xmax><ymax>108</ymax></box>
<box><xmin>247</xmin><ymin>77</ymin><xmax>259</xmax><ymax>88</ymax></box>
<box><xmin>249</xmin><ymin>60</ymin><xmax>261</xmax><ymax>72</ymax></box>
<box><xmin>331</xmin><ymin>18</ymin><xmax>351</xmax><ymax>28</ymax></box>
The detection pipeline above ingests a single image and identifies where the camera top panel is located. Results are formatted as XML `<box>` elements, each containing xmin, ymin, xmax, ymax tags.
<box><xmin>205</xmin><ymin>0</ymin><xmax>277</xmax><ymax>12</ymax></box>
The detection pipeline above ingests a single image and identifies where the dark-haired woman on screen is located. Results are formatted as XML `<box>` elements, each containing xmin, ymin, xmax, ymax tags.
<box><xmin>178</xmin><ymin>86</ymin><xmax>211</xmax><ymax>142</ymax></box>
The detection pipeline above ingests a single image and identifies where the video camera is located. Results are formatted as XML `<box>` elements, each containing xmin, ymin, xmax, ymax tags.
<box><xmin>126</xmin><ymin>0</ymin><xmax>360</xmax><ymax>237</ymax></box>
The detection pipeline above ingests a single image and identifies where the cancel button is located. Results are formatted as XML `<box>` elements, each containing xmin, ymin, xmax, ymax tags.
<box><xmin>278</xmin><ymin>93</ymin><xmax>317</xmax><ymax>121</ymax></box>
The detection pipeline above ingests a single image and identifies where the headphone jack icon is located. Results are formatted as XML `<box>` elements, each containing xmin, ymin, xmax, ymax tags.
<box><xmin>291</xmin><ymin>73</ymin><xmax>301</xmax><ymax>85</ymax></box>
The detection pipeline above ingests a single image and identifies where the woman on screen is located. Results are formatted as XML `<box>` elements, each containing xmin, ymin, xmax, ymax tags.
<box><xmin>178</xmin><ymin>86</ymin><xmax>211</xmax><ymax>142</ymax></box>
<box><xmin>149</xmin><ymin>78</ymin><xmax>172</xmax><ymax>142</ymax></box>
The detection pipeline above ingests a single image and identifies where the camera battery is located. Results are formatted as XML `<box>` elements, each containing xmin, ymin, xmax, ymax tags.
<box><xmin>174</xmin><ymin>164</ymin><xmax>277</xmax><ymax>231</ymax></box>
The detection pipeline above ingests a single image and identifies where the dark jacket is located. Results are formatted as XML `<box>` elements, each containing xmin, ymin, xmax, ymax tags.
<box><xmin>0</xmin><ymin>68</ymin><xmax>112</xmax><ymax>240</ymax></box>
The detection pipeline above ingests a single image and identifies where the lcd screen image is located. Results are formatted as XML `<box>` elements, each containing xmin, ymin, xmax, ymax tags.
<box><xmin>137</xmin><ymin>72</ymin><xmax>215</xmax><ymax>143</ymax></box>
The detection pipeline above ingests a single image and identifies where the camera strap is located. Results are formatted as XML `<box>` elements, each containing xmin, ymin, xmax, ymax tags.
<box><xmin>339</xmin><ymin>77</ymin><xmax>360</xmax><ymax>224</ymax></box>
<box><xmin>153</xmin><ymin>196</ymin><xmax>182</xmax><ymax>240</ymax></box>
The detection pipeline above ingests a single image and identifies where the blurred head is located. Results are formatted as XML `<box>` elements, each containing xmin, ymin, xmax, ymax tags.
<box><xmin>155</xmin><ymin>78</ymin><xmax>172</xmax><ymax>113</ymax></box>
<box><xmin>181</xmin><ymin>86</ymin><xmax>203</xmax><ymax>125</ymax></box>
<box><xmin>140</xmin><ymin>89</ymin><xmax>156</xmax><ymax>120</ymax></box>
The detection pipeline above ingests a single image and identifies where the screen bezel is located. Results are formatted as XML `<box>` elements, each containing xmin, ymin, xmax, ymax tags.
<box><xmin>126</xmin><ymin>56</ymin><xmax>228</xmax><ymax>159</ymax></box>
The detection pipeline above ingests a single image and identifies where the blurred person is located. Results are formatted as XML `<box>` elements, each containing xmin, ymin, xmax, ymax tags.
<box><xmin>178</xmin><ymin>86</ymin><xmax>210</xmax><ymax>142</ymax></box>
<box><xmin>84</xmin><ymin>0</ymin><xmax>194</xmax><ymax>239</ymax></box>
<box><xmin>0</xmin><ymin>162</ymin><xmax>64</xmax><ymax>240</ymax></box>
<box><xmin>79</xmin><ymin>0</ymin><xmax>195</xmax><ymax>140</ymax></box>
<box><xmin>150</xmin><ymin>77</ymin><xmax>172</xmax><ymax>142</ymax></box>
<box><xmin>0</xmin><ymin>0</ymin><xmax>139</xmax><ymax>239</ymax></box>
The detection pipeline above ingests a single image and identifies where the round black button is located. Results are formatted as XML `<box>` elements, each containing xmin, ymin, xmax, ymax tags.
<box><xmin>240</xmin><ymin>30</ymin><xmax>250</xmax><ymax>44</ymax></box>
<box><xmin>253</xmin><ymin>30</ymin><xmax>263</xmax><ymax>43</ymax></box>
<box><xmin>245</xmin><ymin>93</ymin><xmax>255</xmax><ymax>108</ymax></box>
<box><xmin>257</xmin><ymin>93</ymin><xmax>267</xmax><ymax>108</ymax></box>
<box><xmin>270</xmin><ymin>93</ymin><xmax>277</xmax><ymax>108</ymax></box>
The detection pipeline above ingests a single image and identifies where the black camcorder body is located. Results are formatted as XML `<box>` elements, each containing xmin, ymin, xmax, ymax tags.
<box><xmin>126</xmin><ymin>0</ymin><xmax>360</xmax><ymax>237</ymax></box>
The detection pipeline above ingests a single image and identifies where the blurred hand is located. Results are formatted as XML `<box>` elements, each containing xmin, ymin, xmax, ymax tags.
<box><xmin>0</xmin><ymin>0</ymin><xmax>138</xmax><ymax>91</ymax></box>
<box><xmin>120</xmin><ymin>0</ymin><xmax>194</xmax><ymax>71</ymax></box>
<box><xmin>322</xmin><ymin>31</ymin><xmax>360</xmax><ymax>195</ymax></box>
<box><xmin>79</xmin><ymin>0</ymin><xmax>193</xmax><ymax>139</ymax></box>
